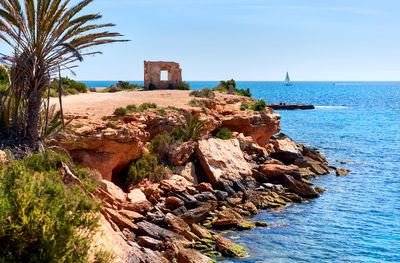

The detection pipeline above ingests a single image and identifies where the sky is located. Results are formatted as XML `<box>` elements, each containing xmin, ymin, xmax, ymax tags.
<box><xmin>5</xmin><ymin>0</ymin><xmax>400</xmax><ymax>81</ymax></box>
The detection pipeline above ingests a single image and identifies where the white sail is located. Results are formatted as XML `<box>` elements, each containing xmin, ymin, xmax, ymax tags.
<box><xmin>284</xmin><ymin>72</ymin><xmax>292</xmax><ymax>86</ymax></box>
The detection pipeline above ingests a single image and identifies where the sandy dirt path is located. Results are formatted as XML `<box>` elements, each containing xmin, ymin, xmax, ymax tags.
<box><xmin>50</xmin><ymin>90</ymin><xmax>193</xmax><ymax>116</ymax></box>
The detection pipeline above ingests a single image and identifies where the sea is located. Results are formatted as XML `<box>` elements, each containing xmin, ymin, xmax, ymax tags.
<box><xmin>83</xmin><ymin>81</ymin><xmax>400</xmax><ymax>263</ymax></box>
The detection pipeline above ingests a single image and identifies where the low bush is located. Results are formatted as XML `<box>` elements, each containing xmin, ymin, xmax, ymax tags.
<box><xmin>116</xmin><ymin>81</ymin><xmax>142</xmax><ymax>90</ymax></box>
<box><xmin>125</xmin><ymin>153</ymin><xmax>165</xmax><ymax>186</ymax></box>
<box><xmin>0</xmin><ymin>151</ymin><xmax>100</xmax><ymax>263</ymax></box>
<box><xmin>50</xmin><ymin>77</ymin><xmax>88</xmax><ymax>97</ymax></box>
<box><xmin>148</xmin><ymin>83</ymin><xmax>157</xmax><ymax>90</ymax></box>
<box><xmin>150</xmin><ymin>133</ymin><xmax>175</xmax><ymax>162</ymax></box>
<box><xmin>190</xmin><ymin>88</ymin><xmax>215</xmax><ymax>99</ymax></box>
<box><xmin>215</xmin><ymin>127</ymin><xmax>233</xmax><ymax>140</ymax></box>
<box><xmin>177</xmin><ymin>82</ymin><xmax>190</xmax><ymax>90</ymax></box>
<box><xmin>251</xmin><ymin>99</ymin><xmax>267</xmax><ymax>111</ymax></box>
<box><xmin>114</xmin><ymin>107</ymin><xmax>127</xmax><ymax>116</ymax></box>
<box><xmin>138</xmin><ymin>102</ymin><xmax>157</xmax><ymax>112</ymax></box>
<box><xmin>126</xmin><ymin>104</ymin><xmax>137</xmax><ymax>112</ymax></box>
<box><xmin>240</xmin><ymin>100</ymin><xmax>267</xmax><ymax>112</ymax></box>
<box><xmin>212</xmin><ymin>79</ymin><xmax>252</xmax><ymax>97</ymax></box>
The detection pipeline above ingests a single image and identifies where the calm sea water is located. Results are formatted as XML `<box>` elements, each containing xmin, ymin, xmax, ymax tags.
<box><xmin>82</xmin><ymin>81</ymin><xmax>400</xmax><ymax>262</ymax></box>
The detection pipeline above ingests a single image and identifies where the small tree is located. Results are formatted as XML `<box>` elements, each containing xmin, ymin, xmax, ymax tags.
<box><xmin>0</xmin><ymin>0</ymin><xmax>126</xmax><ymax>148</ymax></box>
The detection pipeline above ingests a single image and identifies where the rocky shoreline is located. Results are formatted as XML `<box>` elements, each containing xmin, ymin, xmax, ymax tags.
<box><xmin>52</xmin><ymin>92</ymin><xmax>338</xmax><ymax>262</ymax></box>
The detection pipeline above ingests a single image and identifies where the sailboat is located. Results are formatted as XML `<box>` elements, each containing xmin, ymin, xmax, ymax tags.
<box><xmin>284</xmin><ymin>72</ymin><xmax>293</xmax><ymax>86</ymax></box>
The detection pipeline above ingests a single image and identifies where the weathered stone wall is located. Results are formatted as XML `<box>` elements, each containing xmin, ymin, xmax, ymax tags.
<box><xmin>144</xmin><ymin>61</ymin><xmax>182</xmax><ymax>89</ymax></box>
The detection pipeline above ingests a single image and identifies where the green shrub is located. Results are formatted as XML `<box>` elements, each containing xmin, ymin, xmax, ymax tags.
<box><xmin>240</xmin><ymin>101</ymin><xmax>250</xmax><ymax>111</ymax></box>
<box><xmin>107</xmin><ymin>122</ymin><xmax>117</xmax><ymax>128</ymax></box>
<box><xmin>125</xmin><ymin>153</ymin><xmax>165</xmax><ymax>186</ymax></box>
<box><xmin>126</xmin><ymin>104</ymin><xmax>137</xmax><ymax>112</ymax></box>
<box><xmin>49</xmin><ymin>77</ymin><xmax>88</xmax><ymax>97</ymax></box>
<box><xmin>190</xmin><ymin>88</ymin><xmax>215</xmax><ymax>99</ymax></box>
<box><xmin>189</xmin><ymin>99</ymin><xmax>198</xmax><ymax>107</ymax></box>
<box><xmin>215</xmin><ymin>127</ymin><xmax>233</xmax><ymax>140</ymax></box>
<box><xmin>177</xmin><ymin>82</ymin><xmax>190</xmax><ymax>90</ymax></box>
<box><xmin>101</xmin><ymin>116</ymin><xmax>108</xmax><ymax>121</ymax></box>
<box><xmin>150</xmin><ymin>133</ymin><xmax>174</xmax><ymax>162</ymax></box>
<box><xmin>138</xmin><ymin>102</ymin><xmax>157</xmax><ymax>112</ymax></box>
<box><xmin>0</xmin><ymin>151</ymin><xmax>100</xmax><ymax>263</ymax></box>
<box><xmin>157</xmin><ymin>107</ymin><xmax>166</xmax><ymax>116</ymax></box>
<box><xmin>114</xmin><ymin>107</ymin><xmax>127</xmax><ymax>116</ymax></box>
<box><xmin>212</xmin><ymin>79</ymin><xmax>251</xmax><ymax>97</ymax></box>
<box><xmin>251</xmin><ymin>99</ymin><xmax>267</xmax><ymax>111</ymax></box>
<box><xmin>116</xmin><ymin>81</ymin><xmax>142</xmax><ymax>90</ymax></box>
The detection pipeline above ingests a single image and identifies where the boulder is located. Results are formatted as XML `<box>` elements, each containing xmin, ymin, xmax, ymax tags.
<box><xmin>168</xmin><ymin>141</ymin><xmax>197</xmax><ymax>166</ymax></box>
<box><xmin>259</xmin><ymin>164</ymin><xmax>301</xmax><ymax>182</ymax></box>
<box><xmin>281</xmin><ymin>174</ymin><xmax>319</xmax><ymax>198</ymax></box>
<box><xmin>175</xmin><ymin>162</ymin><xmax>198</xmax><ymax>184</ymax></box>
<box><xmin>137</xmin><ymin>236</ymin><xmax>163</xmax><ymax>250</ymax></box>
<box><xmin>165</xmin><ymin>196</ymin><xmax>185</xmax><ymax>209</ymax></box>
<box><xmin>100</xmin><ymin>180</ymin><xmax>126</xmax><ymax>204</ymax></box>
<box><xmin>124</xmin><ymin>200</ymin><xmax>152</xmax><ymax>214</ymax></box>
<box><xmin>127</xmin><ymin>188</ymin><xmax>147</xmax><ymax>203</ymax></box>
<box><xmin>136</xmin><ymin>221</ymin><xmax>191</xmax><ymax>247</ymax></box>
<box><xmin>164</xmin><ymin>213</ymin><xmax>190</xmax><ymax>233</ymax></box>
<box><xmin>129</xmin><ymin>242</ymin><xmax>169</xmax><ymax>263</ymax></box>
<box><xmin>177</xmin><ymin>248</ymin><xmax>214</xmax><ymax>263</ymax></box>
<box><xmin>191</xmin><ymin>224</ymin><xmax>213</xmax><ymax>239</ymax></box>
<box><xmin>181</xmin><ymin>203</ymin><xmax>213</xmax><ymax>224</ymax></box>
<box><xmin>103</xmin><ymin>208</ymin><xmax>136</xmax><ymax>230</ymax></box>
<box><xmin>272</xmin><ymin>134</ymin><xmax>302</xmax><ymax>156</ymax></box>
<box><xmin>221</xmin><ymin>109</ymin><xmax>281</xmax><ymax>147</ymax></box>
<box><xmin>196</xmin><ymin>138</ymin><xmax>252</xmax><ymax>186</ymax></box>
<box><xmin>118</xmin><ymin>210</ymin><xmax>144</xmax><ymax>221</ymax></box>
<box><xmin>214</xmin><ymin>234</ymin><xmax>247</xmax><ymax>258</ymax></box>
<box><xmin>195</xmin><ymin>182</ymin><xmax>213</xmax><ymax>192</ymax></box>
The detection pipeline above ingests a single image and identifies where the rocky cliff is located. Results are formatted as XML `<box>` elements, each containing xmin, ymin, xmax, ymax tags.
<box><xmin>51</xmin><ymin>93</ymin><xmax>332</xmax><ymax>263</ymax></box>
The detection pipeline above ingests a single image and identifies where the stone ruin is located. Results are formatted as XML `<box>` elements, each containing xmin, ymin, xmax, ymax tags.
<box><xmin>144</xmin><ymin>61</ymin><xmax>182</xmax><ymax>89</ymax></box>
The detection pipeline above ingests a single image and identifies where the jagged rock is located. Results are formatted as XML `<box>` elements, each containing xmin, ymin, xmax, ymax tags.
<box><xmin>214</xmin><ymin>234</ymin><xmax>247</xmax><ymax>258</ymax></box>
<box><xmin>181</xmin><ymin>203</ymin><xmax>213</xmax><ymax>224</ymax></box>
<box><xmin>221</xmin><ymin>109</ymin><xmax>281</xmax><ymax>147</ymax></box>
<box><xmin>119</xmin><ymin>210</ymin><xmax>145</xmax><ymax>221</ymax></box>
<box><xmin>195</xmin><ymin>182</ymin><xmax>213</xmax><ymax>192</ymax></box>
<box><xmin>137</xmin><ymin>236</ymin><xmax>163</xmax><ymax>250</ymax></box>
<box><xmin>122</xmin><ymin>228</ymin><xmax>135</xmax><ymax>241</ymax></box>
<box><xmin>177</xmin><ymin>248</ymin><xmax>214</xmax><ymax>263</ymax></box>
<box><xmin>146</xmin><ymin>208</ymin><xmax>165</xmax><ymax>224</ymax></box>
<box><xmin>176</xmin><ymin>162</ymin><xmax>198</xmax><ymax>184</ymax></box>
<box><xmin>336</xmin><ymin>168</ymin><xmax>350</xmax><ymax>176</ymax></box>
<box><xmin>194</xmin><ymin>192</ymin><xmax>217</xmax><ymax>202</ymax></box>
<box><xmin>191</xmin><ymin>224</ymin><xmax>213</xmax><ymax>239</ymax></box>
<box><xmin>128</xmin><ymin>189</ymin><xmax>147</xmax><ymax>203</ymax></box>
<box><xmin>164</xmin><ymin>213</ymin><xmax>190</xmax><ymax>233</ymax></box>
<box><xmin>100</xmin><ymin>180</ymin><xmax>127</xmax><ymax>204</ymax></box>
<box><xmin>227</xmin><ymin>197</ymin><xmax>242</xmax><ymax>206</ymax></box>
<box><xmin>196</xmin><ymin>138</ymin><xmax>252</xmax><ymax>186</ymax></box>
<box><xmin>129</xmin><ymin>242</ymin><xmax>169</xmax><ymax>263</ymax></box>
<box><xmin>243</xmin><ymin>200</ymin><xmax>258</xmax><ymax>215</ymax></box>
<box><xmin>272</xmin><ymin>134</ymin><xmax>302</xmax><ymax>156</ymax></box>
<box><xmin>281</xmin><ymin>174</ymin><xmax>319</xmax><ymax>198</ymax></box>
<box><xmin>125</xmin><ymin>200</ymin><xmax>152</xmax><ymax>214</ymax></box>
<box><xmin>174</xmin><ymin>192</ymin><xmax>199</xmax><ymax>209</ymax></box>
<box><xmin>214</xmin><ymin>190</ymin><xmax>229</xmax><ymax>201</ymax></box>
<box><xmin>172</xmin><ymin>206</ymin><xmax>187</xmax><ymax>217</ymax></box>
<box><xmin>136</xmin><ymin>221</ymin><xmax>191</xmax><ymax>247</ymax></box>
<box><xmin>302</xmin><ymin>146</ymin><xmax>327</xmax><ymax>163</ymax></box>
<box><xmin>103</xmin><ymin>207</ymin><xmax>137</xmax><ymax>230</ymax></box>
<box><xmin>213</xmin><ymin>218</ymin><xmax>239</xmax><ymax>229</ymax></box>
<box><xmin>269</xmin><ymin>151</ymin><xmax>302</xmax><ymax>165</ymax></box>
<box><xmin>259</xmin><ymin>164</ymin><xmax>301</xmax><ymax>182</ymax></box>
<box><xmin>168</xmin><ymin>141</ymin><xmax>197</xmax><ymax>166</ymax></box>
<box><xmin>165</xmin><ymin>196</ymin><xmax>185</xmax><ymax>209</ymax></box>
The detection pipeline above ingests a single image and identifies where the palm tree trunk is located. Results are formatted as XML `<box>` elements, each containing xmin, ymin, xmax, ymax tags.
<box><xmin>26</xmin><ymin>87</ymin><xmax>42</xmax><ymax>148</ymax></box>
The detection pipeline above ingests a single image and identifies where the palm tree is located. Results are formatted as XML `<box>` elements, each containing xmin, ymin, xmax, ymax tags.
<box><xmin>0</xmin><ymin>0</ymin><xmax>126</xmax><ymax>148</ymax></box>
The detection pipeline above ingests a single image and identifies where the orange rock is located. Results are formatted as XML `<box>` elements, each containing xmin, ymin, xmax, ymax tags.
<box><xmin>195</xmin><ymin>182</ymin><xmax>213</xmax><ymax>192</ymax></box>
<box><xmin>168</xmin><ymin>141</ymin><xmax>197</xmax><ymax>166</ymax></box>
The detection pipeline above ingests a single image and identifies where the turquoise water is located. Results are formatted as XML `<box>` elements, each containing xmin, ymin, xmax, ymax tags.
<box><xmin>82</xmin><ymin>81</ymin><xmax>400</xmax><ymax>262</ymax></box>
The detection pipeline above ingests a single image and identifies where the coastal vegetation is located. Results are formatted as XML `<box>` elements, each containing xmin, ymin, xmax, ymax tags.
<box><xmin>190</xmin><ymin>88</ymin><xmax>215</xmax><ymax>99</ymax></box>
<box><xmin>240</xmin><ymin>99</ymin><xmax>267</xmax><ymax>112</ymax></box>
<box><xmin>213</xmin><ymin>79</ymin><xmax>252</xmax><ymax>97</ymax></box>
<box><xmin>0</xmin><ymin>0</ymin><xmax>125</xmax><ymax>148</ymax></box>
<box><xmin>215</xmin><ymin>127</ymin><xmax>233</xmax><ymax>140</ymax></box>
<box><xmin>125</xmin><ymin>152</ymin><xmax>166</xmax><ymax>187</ymax></box>
<box><xmin>49</xmin><ymin>77</ymin><xmax>88</xmax><ymax>97</ymax></box>
<box><xmin>0</xmin><ymin>150</ymin><xmax>100</xmax><ymax>262</ymax></box>
<box><xmin>173</xmin><ymin>112</ymin><xmax>208</xmax><ymax>142</ymax></box>
<box><xmin>103</xmin><ymin>81</ymin><xmax>143</xmax><ymax>93</ymax></box>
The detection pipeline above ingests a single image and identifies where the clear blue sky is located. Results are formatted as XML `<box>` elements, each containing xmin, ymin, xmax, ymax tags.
<box><xmin>41</xmin><ymin>1</ymin><xmax>400</xmax><ymax>80</ymax></box>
